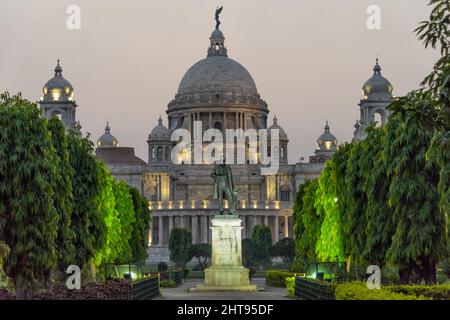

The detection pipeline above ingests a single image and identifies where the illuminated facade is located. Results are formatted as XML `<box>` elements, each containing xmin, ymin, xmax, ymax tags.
<box><xmin>36</xmin><ymin>20</ymin><xmax>393</xmax><ymax>264</ymax></box>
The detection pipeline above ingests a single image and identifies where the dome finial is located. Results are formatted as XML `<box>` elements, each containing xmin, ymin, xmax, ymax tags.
<box><xmin>325</xmin><ymin>120</ymin><xmax>330</xmax><ymax>133</ymax></box>
<box><xmin>105</xmin><ymin>121</ymin><xmax>111</xmax><ymax>133</ymax></box>
<box><xmin>373</xmin><ymin>57</ymin><xmax>381</xmax><ymax>75</ymax></box>
<box><xmin>273</xmin><ymin>115</ymin><xmax>278</xmax><ymax>125</ymax></box>
<box><xmin>215</xmin><ymin>6</ymin><xmax>223</xmax><ymax>30</ymax></box>
<box><xmin>55</xmin><ymin>59</ymin><xmax>63</xmax><ymax>76</ymax></box>
<box><xmin>158</xmin><ymin>116</ymin><xmax>163</xmax><ymax>125</ymax></box>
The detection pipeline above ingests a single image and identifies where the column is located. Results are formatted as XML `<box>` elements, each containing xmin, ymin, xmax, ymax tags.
<box><xmin>209</xmin><ymin>112</ymin><xmax>212</xmax><ymax>129</ymax></box>
<box><xmin>235</xmin><ymin>112</ymin><xmax>238</xmax><ymax>129</ymax></box>
<box><xmin>201</xmin><ymin>215</ymin><xmax>208</xmax><ymax>244</ymax></box>
<box><xmin>169</xmin><ymin>215</ymin><xmax>174</xmax><ymax>237</ymax></box>
<box><xmin>192</xmin><ymin>215</ymin><xmax>199</xmax><ymax>244</ymax></box>
<box><xmin>208</xmin><ymin>216</ymin><xmax>212</xmax><ymax>244</ymax></box>
<box><xmin>241</xmin><ymin>215</ymin><xmax>247</xmax><ymax>239</ymax></box>
<box><xmin>264</xmin><ymin>215</ymin><xmax>269</xmax><ymax>226</ymax></box>
<box><xmin>284</xmin><ymin>216</ymin><xmax>289</xmax><ymax>238</ymax></box>
<box><xmin>273</xmin><ymin>216</ymin><xmax>279</xmax><ymax>243</ymax></box>
<box><xmin>223</xmin><ymin>112</ymin><xmax>227</xmax><ymax>130</ymax></box>
<box><xmin>158</xmin><ymin>216</ymin><xmax>164</xmax><ymax>246</ymax></box>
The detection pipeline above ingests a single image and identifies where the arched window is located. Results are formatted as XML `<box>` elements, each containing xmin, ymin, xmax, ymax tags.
<box><xmin>157</xmin><ymin>147</ymin><xmax>163</xmax><ymax>161</ymax></box>
<box><xmin>151</xmin><ymin>147</ymin><xmax>156</xmax><ymax>160</ymax></box>
<box><xmin>374</xmin><ymin>112</ymin><xmax>382</xmax><ymax>127</ymax></box>
<box><xmin>281</xmin><ymin>146</ymin><xmax>285</xmax><ymax>159</ymax></box>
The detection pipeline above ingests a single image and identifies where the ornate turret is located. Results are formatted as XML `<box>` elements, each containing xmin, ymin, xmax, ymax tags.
<box><xmin>310</xmin><ymin>121</ymin><xmax>337</xmax><ymax>163</ymax></box>
<box><xmin>39</xmin><ymin>60</ymin><xmax>78</xmax><ymax>130</ymax></box>
<box><xmin>353</xmin><ymin>58</ymin><xmax>393</xmax><ymax>141</ymax></box>
<box><xmin>97</xmin><ymin>122</ymin><xmax>119</xmax><ymax>148</ymax></box>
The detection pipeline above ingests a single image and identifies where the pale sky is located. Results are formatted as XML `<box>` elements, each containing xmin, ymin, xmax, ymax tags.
<box><xmin>0</xmin><ymin>0</ymin><xmax>438</xmax><ymax>163</ymax></box>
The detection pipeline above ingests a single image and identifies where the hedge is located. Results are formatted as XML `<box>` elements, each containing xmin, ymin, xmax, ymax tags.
<box><xmin>335</xmin><ymin>282</ymin><xmax>430</xmax><ymax>300</ymax></box>
<box><xmin>386</xmin><ymin>284</ymin><xmax>450</xmax><ymax>300</ymax></box>
<box><xmin>265</xmin><ymin>270</ymin><xmax>304</xmax><ymax>287</ymax></box>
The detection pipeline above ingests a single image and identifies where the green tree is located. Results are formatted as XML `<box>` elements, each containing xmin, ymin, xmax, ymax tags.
<box><xmin>315</xmin><ymin>162</ymin><xmax>345</xmax><ymax>263</ymax></box>
<box><xmin>93</xmin><ymin>163</ymin><xmax>119</xmax><ymax>266</ymax></box>
<box><xmin>0</xmin><ymin>92</ymin><xmax>59</xmax><ymax>299</ymax></box>
<box><xmin>270</xmin><ymin>238</ymin><xmax>295</xmax><ymax>264</ymax></box>
<box><xmin>112</xmin><ymin>180</ymin><xmax>136</xmax><ymax>263</ymax></box>
<box><xmin>47</xmin><ymin>118</ymin><xmax>76</xmax><ymax>272</ymax></box>
<box><xmin>251</xmin><ymin>224</ymin><xmax>272</xmax><ymax>264</ymax></box>
<box><xmin>128</xmin><ymin>186</ymin><xmax>151</xmax><ymax>262</ymax></box>
<box><xmin>190</xmin><ymin>243</ymin><xmax>211</xmax><ymax>270</ymax></box>
<box><xmin>67</xmin><ymin>131</ymin><xmax>106</xmax><ymax>270</ymax></box>
<box><xmin>168</xmin><ymin>228</ymin><xmax>192</xmax><ymax>268</ymax></box>
<box><xmin>292</xmin><ymin>179</ymin><xmax>322</xmax><ymax>264</ymax></box>
<box><xmin>384</xmin><ymin>113</ymin><xmax>445</xmax><ymax>284</ymax></box>
<box><xmin>361</xmin><ymin>125</ymin><xmax>394</xmax><ymax>267</ymax></box>
<box><xmin>242</xmin><ymin>239</ymin><xmax>265</xmax><ymax>269</ymax></box>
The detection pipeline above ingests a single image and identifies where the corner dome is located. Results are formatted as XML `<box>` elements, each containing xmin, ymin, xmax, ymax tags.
<box><xmin>316</xmin><ymin>121</ymin><xmax>337</xmax><ymax>152</ymax></box>
<box><xmin>149</xmin><ymin>117</ymin><xmax>170</xmax><ymax>140</ymax></box>
<box><xmin>268</xmin><ymin>116</ymin><xmax>287</xmax><ymax>139</ymax></box>
<box><xmin>362</xmin><ymin>59</ymin><xmax>393</xmax><ymax>101</ymax></box>
<box><xmin>97</xmin><ymin>122</ymin><xmax>119</xmax><ymax>148</ymax></box>
<box><xmin>42</xmin><ymin>60</ymin><xmax>74</xmax><ymax>102</ymax></box>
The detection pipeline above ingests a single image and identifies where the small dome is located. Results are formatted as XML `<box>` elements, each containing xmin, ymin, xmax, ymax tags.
<box><xmin>42</xmin><ymin>60</ymin><xmax>74</xmax><ymax>102</ymax></box>
<box><xmin>316</xmin><ymin>121</ymin><xmax>337</xmax><ymax>152</ymax></box>
<box><xmin>149</xmin><ymin>117</ymin><xmax>170</xmax><ymax>140</ymax></box>
<box><xmin>97</xmin><ymin>122</ymin><xmax>119</xmax><ymax>148</ymax></box>
<box><xmin>268</xmin><ymin>116</ymin><xmax>287</xmax><ymax>139</ymax></box>
<box><xmin>210</xmin><ymin>29</ymin><xmax>224</xmax><ymax>39</ymax></box>
<box><xmin>362</xmin><ymin>59</ymin><xmax>393</xmax><ymax>101</ymax></box>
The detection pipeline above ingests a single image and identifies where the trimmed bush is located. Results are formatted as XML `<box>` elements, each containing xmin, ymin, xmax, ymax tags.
<box><xmin>285</xmin><ymin>277</ymin><xmax>296</xmax><ymax>297</ymax></box>
<box><xmin>334</xmin><ymin>282</ymin><xmax>430</xmax><ymax>300</ymax></box>
<box><xmin>265</xmin><ymin>270</ymin><xmax>299</xmax><ymax>287</ymax></box>
<box><xmin>386</xmin><ymin>284</ymin><xmax>450</xmax><ymax>300</ymax></box>
<box><xmin>160</xmin><ymin>280</ymin><xmax>177</xmax><ymax>288</ymax></box>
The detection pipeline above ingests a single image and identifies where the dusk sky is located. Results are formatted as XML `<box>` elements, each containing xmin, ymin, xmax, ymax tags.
<box><xmin>0</xmin><ymin>0</ymin><xmax>438</xmax><ymax>163</ymax></box>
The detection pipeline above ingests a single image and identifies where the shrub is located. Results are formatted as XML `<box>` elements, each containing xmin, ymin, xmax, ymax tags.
<box><xmin>285</xmin><ymin>277</ymin><xmax>296</xmax><ymax>297</ymax></box>
<box><xmin>160</xmin><ymin>280</ymin><xmax>177</xmax><ymax>288</ymax></box>
<box><xmin>334</xmin><ymin>282</ymin><xmax>430</xmax><ymax>300</ymax></box>
<box><xmin>386</xmin><ymin>284</ymin><xmax>450</xmax><ymax>300</ymax></box>
<box><xmin>157</xmin><ymin>262</ymin><xmax>168</xmax><ymax>273</ymax></box>
<box><xmin>265</xmin><ymin>270</ymin><xmax>299</xmax><ymax>287</ymax></box>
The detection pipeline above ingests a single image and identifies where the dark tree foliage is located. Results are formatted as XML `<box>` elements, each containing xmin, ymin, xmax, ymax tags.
<box><xmin>360</xmin><ymin>125</ymin><xmax>394</xmax><ymax>267</ymax></box>
<box><xmin>270</xmin><ymin>238</ymin><xmax>295</xmax><ymax>264</ymax></box>
<box><xmin>384</xmin><ymin>114</ymin><xmax>445</xmax><ymax>284</ymax></box>
<box><xmin>242</xmin><ymin>239</ymin><xmax>265</xmax><ymax>269</ymax></box>
<box><xmin>190</xmin><ymin>243</ymin><xmax>211</xmax><ymax>270</ymax></box>
<box><xmin>128</xmin><ymin>186</ymin><xmax>151</xmax><ymax>262</ymax></box>
<box><xmin>251</xmin><ymin>224</ymin><xmax>273</xmax><ymax>263</ymax></box>
<box><xmin>0</xmin><ymin>93</ymin><xmax>59</xmax><ymax>299</ymax></box>
<box><xmin>168</xmin><ymin>228</ymin><xmax>192</xmax><ymax>268</ymax></box>
<box><xmin>47</xmin><ymin>118</ymin><xmax>76</xmax><ymax>272</ymax></box>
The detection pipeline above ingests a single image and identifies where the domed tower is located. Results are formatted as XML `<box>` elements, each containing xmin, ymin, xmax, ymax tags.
<box><xmin>147</xmin><ymin>116</ymin><xmax>172</xmax><ymax>164</ymax></box>
<box><xmin>97</xmin><ymin>122</ymin><xmax>119</xmax><ymax>148</ymax></box>
<box><xmin>39</xmin><ymin>60</ymin><xmax>77</xmax><ymax>130</ymax></box>
<box><xmin>166</xmin><ymin>17</ymin><xmax>269</xmax><ymax>164</ymax></box>
<box><xmin>310</xmin><ymin>121</ymin><xmax>338</xmax><ymax>163</ymax></box>
<box><xmin>268</xmin><ymin>116</ymin><xmax>289</xmax><ymax>164</ymax></box>
<box><xmin>353</xmin><ymin>59</ymin><xmax>393</xmax><ymax>141</ymax></box>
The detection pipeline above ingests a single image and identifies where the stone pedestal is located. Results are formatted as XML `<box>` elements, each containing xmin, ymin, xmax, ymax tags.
<box><xmin>193</xmin><ymin>215</ymin><xmax>257</xmax><ymax>291</ymax></box>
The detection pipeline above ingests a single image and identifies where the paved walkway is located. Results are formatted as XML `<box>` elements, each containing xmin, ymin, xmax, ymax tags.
<box><xmin>159</xmin><ymin>279</ymin><xmax>291</xmax><ymax>300</ymax></box>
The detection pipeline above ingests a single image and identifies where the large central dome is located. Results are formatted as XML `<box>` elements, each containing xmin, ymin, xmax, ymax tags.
<box><xmin>177</xmin><ymin>55</ymin><xmax>258</xmax><ymax>97</ymax></box>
